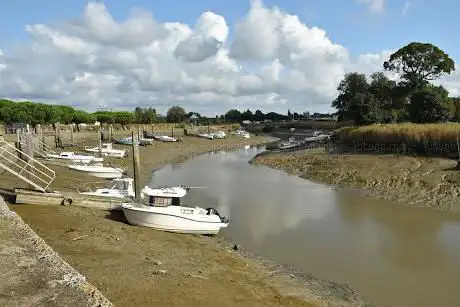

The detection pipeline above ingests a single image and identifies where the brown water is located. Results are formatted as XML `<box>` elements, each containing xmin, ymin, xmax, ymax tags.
<box><xmin>150</xmin><ymin>146</ymin><xmax>460</xmax><ymax>307</ymax></box>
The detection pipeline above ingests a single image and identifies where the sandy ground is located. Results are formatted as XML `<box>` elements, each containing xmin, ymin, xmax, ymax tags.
<box><xmin>0</xmin><ymin>198</ymin><xmax>111</xmax><ymax>307</ymax></box>
<box><xmin>1</xmin><ymin>133</ymin><xmax>374</xmax><ymax>307</ymax></box>
<box><xmin>253</xmin><ymin>147</ymin><xmax>460</xmax><ymax>212</ymax></box>
<box><xmin>1</xmin><ymin>133</ymin><xmax>342</xmax><ymax>307</ymax></box>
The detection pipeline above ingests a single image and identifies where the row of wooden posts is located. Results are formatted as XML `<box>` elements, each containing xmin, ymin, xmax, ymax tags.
<box><xmin>14</xmin><ymin>126</ymin><xmax>142</xmax><ymax>199</ymax></box>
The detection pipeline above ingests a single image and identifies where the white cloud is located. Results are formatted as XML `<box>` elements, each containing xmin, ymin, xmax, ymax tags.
<box><xmin>358</xmin><ymin>0</ymin><xmax>385</xmax><ymax>12</ymax></box>
<box><xmin>402</xmin><ymin>0</ymin><xmax>411</xmax><ymax>16</ymax></box>
<box><xmin>357</xmin><ymin>0</ymin><xmax>385</xmax><ymax>12</ymax></box>
<box><xmin>0</xmin><ymin>0</ymin><xmax>458</xmax><ymax>116</ymax></box>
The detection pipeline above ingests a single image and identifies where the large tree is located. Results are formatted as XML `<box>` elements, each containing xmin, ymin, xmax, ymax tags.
<box><xmin>383</xmin><ymin>42</ymin><xmax>455</xmax><ymax>89</ymax></box>
<box><xmin>166</xmin><ymin>106</ymin><xmax>186</xmax><ymax>123</ymax></box>
<box><xmin>407</xmin><ymin>85</ymin><xmax>454</xmax><ymax>123</ymax></box>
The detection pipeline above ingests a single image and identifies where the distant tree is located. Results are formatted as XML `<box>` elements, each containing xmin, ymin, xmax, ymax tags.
<box><xmin>241</xmin><ymin>109</ymin><xmax>253</xmax><ymax>121</ymax></box>
<box><xmin>254</xmin><ymin>110</ymin><xmax>265</xmax><ymax>121</ymax></box>
<box><xmin>287</xmin><ymin>109</ymin><xmax>292</xmax><ymax>120</ymax></box>
<box><xmin>332</xmin><ymin>72</ymin><xmax>371</xmax><ymax>124</ymax></box>
<box><xmin>384</xmin><ymin>42</ymin><xmax>455</xmax><ymax>89</ymax></box>
<box><xmin>225</xmin><ymin>109</ymin><xmax>242</xmax><ymax>122</ymax></box>
<box><xmin>452</xmin><ymin>97</ymin><xmax>460</xmax><ymax>122</ymax></box>
<box><xmin>166</xmin><ymin>106</ymin><xmax>186</xmax><ymax>123</ymax></box>
<box><xmin>407</xmin><ymin>85</ymin><xmax>454</xmax><ymax>123</ymax></box>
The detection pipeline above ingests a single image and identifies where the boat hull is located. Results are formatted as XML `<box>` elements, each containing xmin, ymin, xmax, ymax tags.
<box><xmin>121</xmin><ymin>205</ymin><xmax>228</xmax><ymax>235</ymax></box>
<box><xmin>68</xmin><ymin>166</ymin><xmax>124</xmax><ymax>179</ymax></box>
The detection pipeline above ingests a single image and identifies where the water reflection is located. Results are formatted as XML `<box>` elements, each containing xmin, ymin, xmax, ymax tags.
<box><xmin>149</xmin><ymin>147</ymin><xmax>460</xmax><ymax>307</ymax></box>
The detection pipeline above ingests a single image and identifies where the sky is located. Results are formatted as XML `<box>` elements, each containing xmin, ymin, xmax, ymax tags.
<box><xmin>0</xmin><ymin>0</ymin><xmax>459</xmax><ymax>116</ymax></box>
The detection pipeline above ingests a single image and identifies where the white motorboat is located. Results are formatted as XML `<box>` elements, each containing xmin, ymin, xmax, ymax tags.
<box><xmin>84</xmin><ymin>143</ymin><xmax>127</xmax><ymax>158</ymax></box>
<box><xmin>241</xmin><ymin>132</ymin><xmax>251</xmax><ymax>139</ymax></box>
<box><xmin>211</xmin><ymin>131</ymin><xmax>226</xmax><ymax>139</ymax></box>
<box><xmin>46</xmin><ymin>152</ymin><xmax>103</xmax><ymax>164</ymax></box>
<box><xmin>155</xmin><ymin>135</ymin><xmax>178</xmax><ymax>142</ymax></box>
<box><xmin>304</xmin><ymin>134</ymin><xmax>330</xmax><ymax>143</ymax></box>
<box><xmin>197</xmin><ymin>133</ymin><xmax>214</xmax><ymax>140</ymax></box>
<box><xmin>78</xmin><ymin>178</ymin><xmax>134</xmax><ymax>198</ymax></box>
<box><xmin>121</xmin><ymin>186</ymin><xmax>229</xmax><ymax>235</ymax></box>
<box><xmin>68</xmin><ymin>163</ymin><xmax>125</xmax><ymax>179</ymax></box>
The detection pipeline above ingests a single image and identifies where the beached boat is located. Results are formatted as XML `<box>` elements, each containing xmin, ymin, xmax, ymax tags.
<box><xmin>121</xmin><ymin>186</ymin><xmax>229</xmax><ymax>235</ymax></box>
<box><xmin>211</xmin><ymin>131</ymin><xmax>226</xmax><ymax>139</ymax></box>
<box><xmin>46</xmin><ymin>152</ymin><xmax>103</xmax><ymax>164</ymax></box>
<box><xmin>78</xmin><ymin>178</ymin><xmax>135</xmax><ymax>198</ymax></box>
<box><xmin>68</xmin><ymin>163</ymin><xmax>125</xmax><ymax>179</ymax></box>
<box><xmin>241</xmin><ymin>132</ymin><xmax>251</xmax><ymax>139</ymax></box>
<box><xmin>84</xmin><ymin>143</ymin><xmax>127</xmax><ymax>158</ymax></box>
<box><xmin>143</xmin><ymin>131</ymin><xmax>178</xmax><ymax>142</ymax></box>
<box><xmin>304</xmin><ymin>134</ymin><xmax>330</xmax><ymax>143</ymax></box>
<box><xmin>114</xmin><ymin>137</ymin><xmax>153</xmax><ymax>146</ymax></box>
<box><xmin>197</xmin><ymin>133</ymin><xmax>214</xmax><ymax>140</ymax></box>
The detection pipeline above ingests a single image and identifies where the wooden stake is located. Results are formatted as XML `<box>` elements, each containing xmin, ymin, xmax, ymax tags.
<box><xmin>70</xmin><ymin>124</ymin><xmax>74</xmax><ymax>145</ymax></box>
<box><xmin>98</xmin><ymin>125</ymin><xmax>102</xmax><ymax>157</ymax></box>
<box><xmin>132</xmin><ymin>130</ymin><xmax>141</xmax><ymax>200</ymax></box>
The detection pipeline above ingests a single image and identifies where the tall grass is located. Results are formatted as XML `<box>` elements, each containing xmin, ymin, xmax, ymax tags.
<box><xmin>339</xmin><ymin>123</ymin><xmax>460</xmax><ymax>156</ymax></box>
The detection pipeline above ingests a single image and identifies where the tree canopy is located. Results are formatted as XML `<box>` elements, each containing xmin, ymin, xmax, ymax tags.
<box><xmin>166</xmin><ymin>106</ymin><xmax>186</xmax><ymax>123</ymax></box>
<box><xmin>383</xmin><ymin>42</ymin><xmax>455</xmax><ymax>89</ymax></box>
<box><xmin>333</xmin><ymin>42</ymin><xmax>458</xmax><ymax>125</ymax></box>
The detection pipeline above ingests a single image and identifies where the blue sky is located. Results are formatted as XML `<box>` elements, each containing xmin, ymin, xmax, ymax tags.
<box><xmin>1</xmin><ymin>0</ymin><xmax>459</xmax><ymax>59</ymax></box>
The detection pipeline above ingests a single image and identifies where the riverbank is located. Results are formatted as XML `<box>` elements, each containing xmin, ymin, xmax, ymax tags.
<box><xmin>252</xmin><ymin>148</ymin><xmax>460</xmax><ymax>212</ymax></box>
<box><xmin>0</xmin><ymin>197</ymin><xmax>111</xmax><ymax>307</ymax></box>
<box><xmin>3</xmin><ymin>134</ymin><xmax>373</xmax><ymax>307</ymax></box>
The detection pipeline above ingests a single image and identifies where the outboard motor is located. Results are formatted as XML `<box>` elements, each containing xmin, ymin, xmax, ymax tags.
<box><xmin>206</xmin><ymin>208</ymin><xmax>229</xmax><ymax>223</ymax></box>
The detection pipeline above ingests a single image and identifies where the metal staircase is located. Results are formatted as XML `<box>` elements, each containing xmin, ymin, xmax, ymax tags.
<box><xmin>0</xmin><ymin>139</ymin><xmax>55</xmax><ymax>192</ymax></box>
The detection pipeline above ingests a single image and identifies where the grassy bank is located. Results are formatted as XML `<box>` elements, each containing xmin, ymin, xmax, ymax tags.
<box><xmin>1</xmin><ymin>132</ymin><xmax>373</xmax><ymax>307</ymax></box>
<box><xmin>253</xmin><ymin>148</ymin><xmax>460</xmax><ymax>212</ymax></box>
<box><xmin>339</xmin><ymin>123</ymin><xmax>460</xmax><ymax>157</ymax></box>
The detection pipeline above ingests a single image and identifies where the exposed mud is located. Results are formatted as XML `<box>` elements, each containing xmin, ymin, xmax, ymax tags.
<box><xmin>252</xmin><ymin>148</ymin><xmax>460</xmax><ymax>212</ymax></box>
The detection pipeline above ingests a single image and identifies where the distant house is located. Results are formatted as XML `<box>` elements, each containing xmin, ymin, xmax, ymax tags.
<box><xmin>5</xmin><ymin>122</ymin><xmax>27</xmax><ymax>134</ymax></box>
<box><xmin>241</xmin><ymin>120</ymin><xmax>252</xmax><ymax>125</ymax></box>
<box><xmin>188</xmin><ymin>114</ymin><xmax>200</xmax><ymax>125</ymax></box>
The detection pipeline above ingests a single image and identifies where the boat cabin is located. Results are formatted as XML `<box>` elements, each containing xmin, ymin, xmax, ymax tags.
<box><xmin>141</xmin><ymin>186</ymin><xmax>189</xmax><ymax>207</ymax></box>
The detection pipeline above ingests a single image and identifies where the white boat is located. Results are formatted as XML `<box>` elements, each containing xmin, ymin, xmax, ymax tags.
<box><xmin>156</xmin><ymin>135</ymin><xmax>178</xmax><ymax>142</ymax></box>
<box><xmin>78</xmin><ymin>178</ymin><xmax>134</xmax><ymax>198</ymax></box>
<box><xmin>68</xmin><ymin>163</ymin><xmax>125</xmax><ymax>179</ymax></box>
<box><xmin>304</xmin><ymin>134</ymin><xmax>330</xmax><ymax>143</ymax></box>
<box><xmin>121</xmin><ymin>186</ymin><xmax>229</xmax><ymax>235</ymax></box>
<box><xmin>84</xmin><ymin>143</ymin><xmax>127</xmax><ymax>158</ymax></box>
<box><xmin>197</xmin><ymin>133</ymin><xmax>214</xmax><ymax>140</ymax></box>
<box><xmin>211</xmin><ymin>131</ymin><xmax>227</xmax><ymax>139</ymax></box>
<box><xmin>47</xmin><ymin>152</ymin><xmax>103</xmax><ymax>164</ymax></box>
<box><xmin>241</xmin><ymin>132</ymin><xmax>251</xmax><ymax>139</ymax></box>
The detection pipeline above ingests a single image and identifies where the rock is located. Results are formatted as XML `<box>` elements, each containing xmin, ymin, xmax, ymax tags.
<box><xmin>154</xmin><ymin>260</ymin><xmax>163</xmax><ymax>265</ymax></box>
<box><xmin>153</xmin><ymin>270</ymin><xmax>167</xmax><ymax>276</ymax></box>
<box><xmin>232</xmin><ymin>244</ymin><xmax>238</xmax><ymax>251</ymax></box>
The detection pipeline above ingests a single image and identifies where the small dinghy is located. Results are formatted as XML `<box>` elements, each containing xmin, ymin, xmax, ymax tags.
<box><xmin>121</xmin><ymin>186</ymin><xmax>228</xmax><ymax>235</ymax></box>
<box><xmin>197</xmin><ymin>133</ymin><xmax>214</xmax><ymax>140</ymax></box>
<box><xmin>46</xmin><ymin>152</ymin><xmax>103</xmax><ymax>164</ymax></box>
<box><xmin>68</xmin><ymin>163</ymin><xmax>125</xmax><ymax>179</ymax></box>
<box><xmin>84</xmin><ymin>143</ymin><xmax>127</xmax><ymax>158</ymax></box>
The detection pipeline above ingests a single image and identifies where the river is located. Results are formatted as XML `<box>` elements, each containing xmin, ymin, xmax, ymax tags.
<box><xmin>149</xmin><ymin>146</ymin><xmax>460</xmax><ymax>307</ymax></box>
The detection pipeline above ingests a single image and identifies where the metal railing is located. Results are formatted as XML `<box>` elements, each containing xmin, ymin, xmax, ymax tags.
<box><xmin>0</xmin><ymin>140</ymin><xmax>55</xmax><ymax>192</ymax></box>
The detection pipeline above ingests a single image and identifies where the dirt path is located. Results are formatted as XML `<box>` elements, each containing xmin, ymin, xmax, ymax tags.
<box><xmin>252</xmin><ymin>148</ymin><xmax>460</xmax><ymax>212</ymax></box>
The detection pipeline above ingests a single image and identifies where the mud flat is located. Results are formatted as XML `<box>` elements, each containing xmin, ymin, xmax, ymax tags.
<box><xmin>0</xmin><ymin>197</ymin><xmax>111</xmax><ymax>307</ymax></box>
<box><xmin>252</xmin><ymin>148</ymin><xmax>460</xmax><ymax>212</ymax></box>
<box><xmin>3</xmin><ymin>134</ymin><xmax>373</xmax><ymax>307</ymax></box>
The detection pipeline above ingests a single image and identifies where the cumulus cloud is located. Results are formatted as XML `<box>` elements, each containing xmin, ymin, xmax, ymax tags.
<box><xmin>0</xmin><ymin>0</ymin><xmax>458</xmax><ymax>115</ymax></box>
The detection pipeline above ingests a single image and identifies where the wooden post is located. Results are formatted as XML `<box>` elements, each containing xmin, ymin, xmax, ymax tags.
<box><xmin>456</xmin><ymin>132</ymin><xmax>460</xmax><ymax>169</ymax></box>
<box><xmin>132</xmin><ymin>130</ymin><xmax>141</xmax><ymax>200</ymax></box>
<box><xmin>207</xmin><ymin>124</ymin><xmax>210</xmax><ymax>134</ymax></box>
<box><xmin>25</xmin><ymin>134</ymin><xmax>35</xmax><ymax>190</ymax></box>
<box><xmin>98</xmin><ymin>125</ymin><xmax>102</xmax><ymax>157</ymax></box>
<box><xmin>54</xmin><ymin>124</ymin><xmax>60</xmax><ymax>148</ymax></box>
<box><xmin>108</xmin><ymin>124</ymin><xmax>113</xmax><ymax>141</ymax></box>
<box><xmin>137</xmin><ymin>128</ymin><xmax>141</xmax><ymax>141</ymax></box>
<box><xmin>171</xmin><ymin>126</ymin><xmax>174</xmax><ymax>138</ymax></box>
<box><xmin>151</xmin><ymin>124</ymin><xmax>154</xmax><ymax>133</ymax></box>
<box><xmin>70</xmin><ymin>124</ymin><xmax>74</xmax><ymax>145</ymax></box>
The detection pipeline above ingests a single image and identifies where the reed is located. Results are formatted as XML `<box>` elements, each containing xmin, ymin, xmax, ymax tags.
<box><xmin>338</xmin><ymin>123</ymin><xmax>460</xmax><ymax>156</ymax></box>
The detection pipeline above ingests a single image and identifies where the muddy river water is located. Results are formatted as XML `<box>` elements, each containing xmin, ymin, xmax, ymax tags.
<box><xmin>149</xmin><ymin>146</ymin><xmax>460</xmax><ymax>307</ymax></box>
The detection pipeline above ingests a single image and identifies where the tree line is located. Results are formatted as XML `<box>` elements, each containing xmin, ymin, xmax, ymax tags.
<box><xmin>332</xmin><ymin>42</ymin><xmax>459</xmax><ymax>124</ymax></box>
<box><xmin>0</xmin><ymin>99</ymin><xmax>331</xmax><ymax>126</ymax></box>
